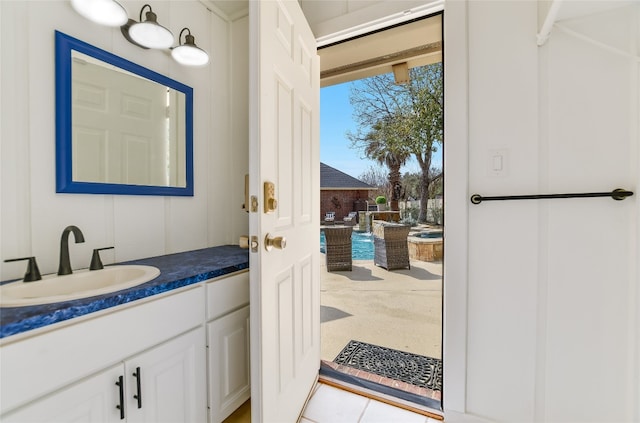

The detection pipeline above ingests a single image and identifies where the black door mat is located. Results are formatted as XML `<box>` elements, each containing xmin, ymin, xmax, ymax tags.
<box><xmin>333</xmin><ymin>340</ymin><xmax>443</xmax><ymax>392</ymax></box>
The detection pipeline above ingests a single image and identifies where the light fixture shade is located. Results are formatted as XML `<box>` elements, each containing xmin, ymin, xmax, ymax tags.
<box><xmin>172</xmin><ymin>29</ymin><xmax>209</xmax><ymax>67</ymax></box>
<box><xmin>171</xmin><ymin>45</ymin><xmax>209</xmax><ymax>66</ymax></box>
<box><xmin>128</xmin><ymin>8</ymin><xmax>173</xmax><ymax>49</ymax></box>
<box><xmin>71</xmin><ymin>0</ymin><xmax>128</xmax><ymax>27</ymax></box>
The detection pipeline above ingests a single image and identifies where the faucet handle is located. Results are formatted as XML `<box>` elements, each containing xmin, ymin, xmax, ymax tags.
<box><xmin>90</xmin><ymin>247</ymin><xmax>114</xmax><ymax>271</ymax></box>
<box><xmin>4</xmin><ymin>257</ymin><xmax>42</xmax><ymax>282</ymax></box>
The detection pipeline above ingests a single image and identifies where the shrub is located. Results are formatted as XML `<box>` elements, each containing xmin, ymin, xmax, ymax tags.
<box><xmin>402</xmin><ymin>206</ymin><xmax>420</xmax><ymax>221</ymax></box>
<box><xmin>375</xmin><ymin>196</ymin><xmax>387</xmax><ymax>204</ymax></box>
<box><xmin>400</xmin><ymin>216</ymin><xmax>417</xmax><ymax>226</ymax></box>
<box><xmin>428</xmin><ymin>203</ymin><xmax>443</xmax><ymax>225</ymax></box>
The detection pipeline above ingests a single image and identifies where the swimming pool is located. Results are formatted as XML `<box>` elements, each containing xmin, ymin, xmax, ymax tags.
<box><xmin>320</xmin><ymin>230</ymin><xmax>374</xmax><ymax>260</ymax></box>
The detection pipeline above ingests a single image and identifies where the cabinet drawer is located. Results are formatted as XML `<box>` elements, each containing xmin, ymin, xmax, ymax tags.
<box><xmin>206</xmin><ymin>271</ymin><xmax>249</xmax><ymax>321</ymax></box>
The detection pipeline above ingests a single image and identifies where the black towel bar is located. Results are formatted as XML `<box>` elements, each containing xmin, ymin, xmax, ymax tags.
<box><xmin>470</xmin><ymin>188</ymin><xmax>634</xmax><ymax>204</ymax></box>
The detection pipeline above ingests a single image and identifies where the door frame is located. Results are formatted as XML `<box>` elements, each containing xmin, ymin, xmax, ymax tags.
<box><xmin>316</xmin><ymin>7</ymin><xmax>447</xmax><ymax>417</ymax></box>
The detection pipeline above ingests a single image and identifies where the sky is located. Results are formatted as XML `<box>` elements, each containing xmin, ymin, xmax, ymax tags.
<box><xmin>320</xmin><ymin>82</ymin><xmax>371</xmax><ymax>178</ymax></box>
<box><xmin>320</xmin><ymin>80</ymin><xmax>441</xmax><ymax>181</ymax></box>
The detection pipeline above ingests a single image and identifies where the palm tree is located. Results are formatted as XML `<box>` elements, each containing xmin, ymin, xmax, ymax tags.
<box><xmin>363</xmin><ymin>118</ymin><xmax>411</xmax><ymax>211</ymax></box>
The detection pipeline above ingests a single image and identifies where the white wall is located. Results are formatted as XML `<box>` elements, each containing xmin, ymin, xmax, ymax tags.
<box><xmin>445</xmin><ymin>1</ymin><xmax>639</xmax><ymax>422</ymax></box>
<box><xmin>0</xmin><ymin>0</ymin><xmax>249</xmax><ymax>281</ymax></box>
<box><xmin>541</xmin><ymin>5</ymin><xmax>638</xmax><ymax>421</ymax></box>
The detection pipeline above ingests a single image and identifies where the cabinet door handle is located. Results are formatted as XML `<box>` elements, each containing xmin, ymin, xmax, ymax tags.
<box><xmin>133</xmin><ymin>366</ymin><xmax>142</xmax><ymax>409</ymax></box>
<box><xmin>116</xmin><ymin>375</ymin><xmax>125</xmax><ymax>420</ymax></box>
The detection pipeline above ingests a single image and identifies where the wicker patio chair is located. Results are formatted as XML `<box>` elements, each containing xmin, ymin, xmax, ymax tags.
<box><xmin>372</xmin><ymin>221</ymin><xmax>411</xmax><ymax>270</ymax></box>
<box><xmin>323</xmin><ymin>226</ymin><xmax>352</xmax><ymax>271</ymax></box>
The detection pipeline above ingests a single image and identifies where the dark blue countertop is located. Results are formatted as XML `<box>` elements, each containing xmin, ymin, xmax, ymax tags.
<box><xmin>0</xmin><ymin>245</ymin><xmax>249</xmax><ymax>339</ymax></box>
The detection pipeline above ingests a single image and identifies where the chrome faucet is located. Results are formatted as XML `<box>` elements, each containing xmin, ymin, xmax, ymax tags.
<box><xmin>58</xmin><ymin>225</ymin><xmax>85</xmax><ymax>276</ymax></box>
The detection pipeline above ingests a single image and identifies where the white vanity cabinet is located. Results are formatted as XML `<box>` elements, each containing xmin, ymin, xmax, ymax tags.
<box><xmin>205</xmin><ymin>272</ymin><xmax>251</xmax><ymax>423</ymax></box>
<box><xmin>1</xmin><ymin>285</ymin><xmax>207</xmax><ymax>422</ymax></box>
<box><xmin>0</xmin><ymin>270</ymin><xmax>251</xmax><ymax>423</ymax></box>
<box><xmin>3</xmin><ymin>328</ymin><xmax>205</xmax><ymax>423</ymax></box>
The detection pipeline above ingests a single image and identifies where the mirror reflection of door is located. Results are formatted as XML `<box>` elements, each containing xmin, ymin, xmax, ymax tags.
<box><xmin>71</xmin><ymin>52</ymin><xmax>184</xmax><ymax>187</ymax></box>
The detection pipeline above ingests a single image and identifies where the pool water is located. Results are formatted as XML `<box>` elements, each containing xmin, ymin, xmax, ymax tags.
<box><xmin>320</xmin><ymin>230</ymin><xmax>374</xmax><ymax>260</ymax></box>
<box><xmin>415</xmin><ymin>231</ymin><xmax>443</xmax><ymax>239</ymax></box>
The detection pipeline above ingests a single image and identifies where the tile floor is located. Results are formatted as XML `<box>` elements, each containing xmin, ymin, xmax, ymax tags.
<box><xmin>302</xmin><ymin>384</ymin><xmax>440</xmax><ymax>423</ymax></box>
<box><xmin>223</xmin><ymin>383</ymin><xmax>440</xmax><ymax>423</ymax></box>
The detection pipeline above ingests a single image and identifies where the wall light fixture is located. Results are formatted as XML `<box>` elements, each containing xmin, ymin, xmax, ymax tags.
<box><xmin>171</xmin><ymin>28</ymin><xmax>210</xmax><ymax>67</ymax></box>
<box><xmin>70</xmin><ymin>0</ymin><xmax>210</xmax><ymax>67</ymax></box>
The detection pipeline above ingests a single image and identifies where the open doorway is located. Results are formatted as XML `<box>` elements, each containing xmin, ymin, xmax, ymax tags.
<box><xmin>317</xmin><ymin>12</ymin><xmax>444</xmax><ymax>416</ymax></box>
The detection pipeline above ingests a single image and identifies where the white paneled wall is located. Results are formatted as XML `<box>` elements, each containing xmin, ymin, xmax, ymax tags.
<box><xmin>0</xmin><ymin>1</ymin><xmax>249</xmax><ymax>280</ymax></box>
<box><xmin>542</xmin><ymin>5</ymin><xmax>638</xmax><ymax>422</ymax></box>
<box><xmin>465</xmin><ymin>2</ymin><xmax>540</xmax><ymax>421</ymax></box>
<box><xmin>229</xmin><ymin>15</ymin><xmax>250</xmax><ymax>241</ymax></box>
<box><xmin>445</xmin><ymin>1</ymin><xmax>639</xmax><ymax>422</ymax></box>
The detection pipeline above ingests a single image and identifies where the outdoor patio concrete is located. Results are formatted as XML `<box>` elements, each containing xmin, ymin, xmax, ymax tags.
<box><xmin>321</xmin><ymin>257</ymin><xmax>443</xmax><ymax>362</ymax></box>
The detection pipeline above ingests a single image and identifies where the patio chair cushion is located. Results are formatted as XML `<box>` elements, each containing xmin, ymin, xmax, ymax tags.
<box><xmin>343</xmin><ymin>211</ymin><xmax>358</xmax><ymax>226</ymax></box>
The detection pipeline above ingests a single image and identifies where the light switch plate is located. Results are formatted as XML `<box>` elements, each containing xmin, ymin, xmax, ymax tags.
<box><xmin>488</xmin><ymin>148</ymin><xmax>509</xmax><ymax>177</ymax></box>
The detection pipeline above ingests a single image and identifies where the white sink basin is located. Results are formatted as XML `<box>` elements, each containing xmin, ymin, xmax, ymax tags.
<box><xmin>0</xmin><ymin>265</ymin><xmax>160</xmax><ymax>307</ymax></box>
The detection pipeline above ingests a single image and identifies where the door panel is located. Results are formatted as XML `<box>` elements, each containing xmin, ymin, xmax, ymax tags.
<box><xmin>207</xmin><ymin>305</ymin><xmax>251</xmax><ymax>422</ymax></box>
<box><xmin>274</xmin><ymin>74</ymin><xmax>294</xmax><ymax>228</ymax></box>
<box><xmin>249</xmin><ymin>1</ymin><xmax>320</xmax><ymax>422</ymax></box>
<box><xmin>276</xmin><ymin>267</ymin><xmax>295</xmax><ymax>391</ymax></box>
<box><xmin>126</xmin><ymin>328</ymin><xmax>206</xmax><ymax>423</ymax></box>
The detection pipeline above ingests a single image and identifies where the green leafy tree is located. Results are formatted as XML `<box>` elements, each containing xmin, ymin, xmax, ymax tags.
<box><xmin>348</xmin><ymin>63</ymin><xmax>443</xmax><ymax>221</ymax></box>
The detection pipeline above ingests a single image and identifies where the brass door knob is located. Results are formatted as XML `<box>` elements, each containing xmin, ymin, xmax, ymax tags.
<box><xmin>264</xmin><ymin>233</ymin><xmax>286</xmax><ymax>251</ymax></box>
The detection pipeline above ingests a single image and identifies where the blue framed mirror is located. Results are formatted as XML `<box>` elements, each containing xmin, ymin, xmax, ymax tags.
<box><xmin>55</xmin><ymin>31</ymin><xmax>194</xmax><ymax>196</ymax></box>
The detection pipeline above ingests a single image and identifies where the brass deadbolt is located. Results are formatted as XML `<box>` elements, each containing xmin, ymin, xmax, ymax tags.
<box><xmin>264</xmin><ymin>181</ymin><xmax>277</xmax><ymax>213</ymax></box>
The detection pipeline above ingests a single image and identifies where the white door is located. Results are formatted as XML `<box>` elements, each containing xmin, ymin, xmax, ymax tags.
<box><xmin>249</xmin><ymin>1</ymin><xmax>320</xmax><ymax>422</ymax></box>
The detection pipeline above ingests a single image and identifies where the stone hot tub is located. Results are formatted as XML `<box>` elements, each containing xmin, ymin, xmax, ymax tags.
<box><xmin>407</xmin><ymin>230</ymin><xmax>443</xmax><ymax>262</ymax></box>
